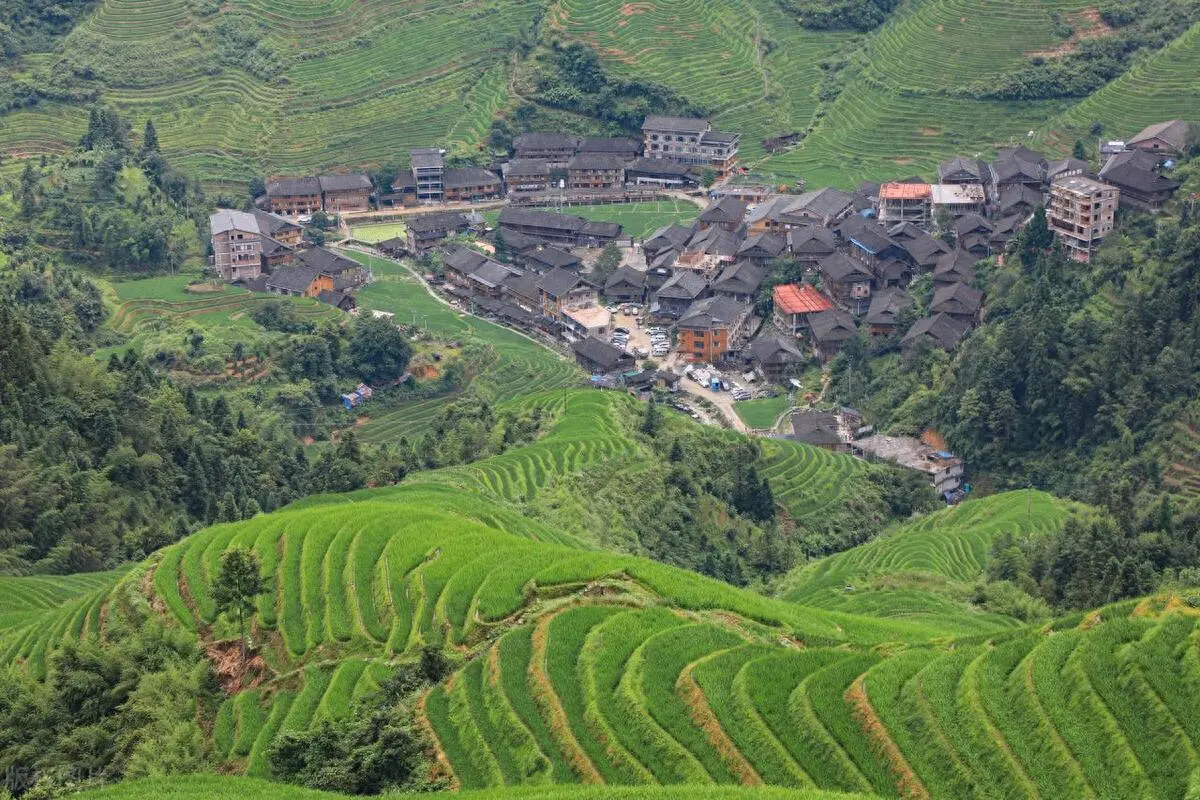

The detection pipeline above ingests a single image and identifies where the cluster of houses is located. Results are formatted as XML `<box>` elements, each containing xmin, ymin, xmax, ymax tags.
<box><xmin>209</xmin><ymin>208</ymin><xmax>367</xmax><ymax>311</ymax></box>
<box><xmin>257</xmin><ymin>115</ymin><xmax>739</xmax><ymax>219</ymax></box>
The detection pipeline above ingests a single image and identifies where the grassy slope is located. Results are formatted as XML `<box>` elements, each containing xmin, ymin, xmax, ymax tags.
<box><xmin>3</xmin><ymin>1</ymin><xmax>1196</xmax><ymax>187</ymax></box>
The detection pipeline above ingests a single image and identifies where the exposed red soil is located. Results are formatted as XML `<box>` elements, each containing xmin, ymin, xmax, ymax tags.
<box><xmin>529</xmin><ymin>611</ymin><xmax>604</xmax><ymax>783</ymax></box>
<box><xmin>205</xmin><ymin>639</ymin><xmax>269</xmax><ymax>694</ymax></box>
<box><xmin>677</xmin><ymin>662</ymin><xmax>762</xmax><ymax>785</ymax></box>
<box><xmin>1028</xmin><ymin>7</ymin><xmax>1114</xmax><ymax>58</ymax></box>
<box><xmin>415</xmin><ymin>691</ymin><xmax>461</xmax><ymax>789</ymax></box>
<box><xmin>847</xmin><ymin>675</ymin><xmax>929</xmax><ymax>799</ymax></box>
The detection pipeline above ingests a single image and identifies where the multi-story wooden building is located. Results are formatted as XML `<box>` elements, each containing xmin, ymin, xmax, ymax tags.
<box><xmin>442</xmin><ymin>167</ymin><xmax>503</xmax><ymax>202</ymax></box>
<box><xmin>641</xmin><ymin>116</ymin><xmax>740</xmax><ymax>177</ymax></box>
<box><xmin>319</xmin><ymin>174</ymin><xmax>373</xmax><ymax>212</ymax></box>
<box><xmin>1047</xmin><ymin>175</ymin><xmax>1119</xmax><ymax>262</ymax></box>
<box><xmin>513</xmin><ymin>132</ymin><xmax>580</xmax><ymax>164</ymax></box>
<box><xmin>566</xmin><ymin>153</ymin><xmax>626</xmax><ymax>191</ymax></box>
<box><xmin>265</xmin><ymin>177</ymin><xmax>322</xmax><ymax>217</ymax></box>
<box><xmin>503</xmin><ymin>160</ymin><xmax>552</xmax><ymax>194</ymax></box>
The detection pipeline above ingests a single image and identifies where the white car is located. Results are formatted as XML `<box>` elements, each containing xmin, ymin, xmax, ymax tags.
<box><xmin>606</xmin><ymin>305</ymin><xmax>619</xmax><ymax>313</ymax></box>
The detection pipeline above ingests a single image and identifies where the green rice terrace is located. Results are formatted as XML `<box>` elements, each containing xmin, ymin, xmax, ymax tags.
<box><xmin>4</xmin><ymin>401</ymin><xmax>1200</xmax><ymax>799</ymax></box>
<box><xmin>3</xmin><ymin>0</ymin><xmax>1199</xmax><ymax>188</ymax></box>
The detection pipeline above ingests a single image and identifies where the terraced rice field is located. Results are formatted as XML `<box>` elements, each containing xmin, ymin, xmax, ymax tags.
<box><xmin>1043</xmin><ymin>19</ymin><xmax>1200</xmax><ymax>151</ymax></box>
<box><xmin>778</xmin><ymin>491</ymin><xmax>1074</xmax><ymax>630</ymax></box>
<box><xmin>0</xmin><ymin>570</ymin><xmax>131</xmax><ymax>678</ymax></box>
<box><xmin>75</xmin><ymin>775</ymin><xmax>877</xmax><ymax>799</ymax></box>
<box><xmin>3</xmin><ymin>0</ymin><xmax>1196</xmax><ymax>188</ymax></box>
<box><xmin>347</xmin><ymin>250</ymin><xmax>584</xmax><ymax>444</ymax></box>
<box><xmin>423</xmin><ymin>594</ymin><xmax>1200</xmax><ymax>796</ymax></box>
<box><xmin>758</xmin><ymin>438</ymin><xmax>870</xmax><ymax>523</ymax></box>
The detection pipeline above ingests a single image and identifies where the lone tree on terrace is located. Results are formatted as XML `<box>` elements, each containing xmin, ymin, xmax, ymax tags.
<box><xmin>213</xmin><ymin>546</ymin><xmax>265</xmax><ymax>661</ymax></box>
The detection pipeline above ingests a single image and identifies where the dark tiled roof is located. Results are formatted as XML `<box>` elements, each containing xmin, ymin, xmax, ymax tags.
<box><xmin>787</xmin><ymin>187</ymin><xmax>855</xmax><ymax>220</ymax></box>
<box><xmin>567</xmin><ymin>153</ymin><xmax>629</xmax><ymax>171</ymax></box>
<box><xmin>848</xmin><ymin>225</ymin><xmax>900</xmax><ymax>256</ymax></box>
<box><xmin>572</xmin><ymin>337</ymin><xmax>630</xmax><ymax>371</ymax></box>
<box><xmin>788</xmin><ymin>226</ymin><xmax>837</xmax><ymax>254</ymax></box>
<box><xmin>819</xmin><ymin>252</ymin><xmax>873</xmax><ymax>284</ymax></box>
<box><xmin>317</xmin><ymin>289</ymin><xmax>352</xmax><ymax>308</ymax></box>
<box><xmin>581</xmin><ymin>220</ymin><xmax>622</xmax><ymax>239</ymax></box>
<box><xmin>656</xmin><ymin>270</ymin><xmax>708</xmax><ymax>300</ymax></box>
<box><xmin>260</xmin><ymin>236</ymin><xmax>294</xmax><ymax>258</ymax></box>
<box><xmin>687</xmin><ymin>226</ymin><xmax>742</xmax><ymax>257</ymax></box>
<box><xmin>899</xmin><ymin>233</ymin><xmax>949</xmax><ymax>266</ymax></box>
<box><xmin>537</xmin><ymin>267</ymin><xmax>595</xmax><ymax>298</ymax></box>
<box><xmin>494</xmin><ymin>228</ymin><xmax>546</xmax><ymax>252</ymax></box>
<box><xmin>605</xmin><ymin>265</ymin><xmax>646</xmax><ymax>291</ymax></box>
<box><xmin>408</xmin><ymin>212</ymin><xmax>470</xmax><ymax>234</ymax></box>
<box><xmin>319</xmin><ymin>174</ymin><xmax>372</xmax><ymax>192</ymax></box>
<box><xmin>500</xmin><ymin>207</ymin><xmax>584</xmax><ymax>232</ymax></box>
<box><xmin>625</xmin><ymin>157</ymin><xmax>694</xmax><ymax>177</ymax></box>
<box><xmin>469</xmin><ymin>260</ymin><xmax>521</xmax><ymax>289</ymax></box>
<box><xmin>1128</xmin><ymin>120</ymin><xmax>1191</xmax><ymax>151</ymax></box>
<box><xmin>938</xmin><ymin>156</ymin><xmax>983</xmax><ymax>182</ymax></box>
<box><xmin>251</xmin><ymin>209</ymin><xmax>300</xmax><ymax>237</ymax></box>
<box><xmin>902</xmin><ymin>313</ymin><xmax>970</xmax><ymax>350</ymax></box>
<box><xmin>998</xmin><ymin>185</ymin><xmax>1044</xmax><ymax>215</ymax></box>
<box><xmin>749</xmin><ymin>334</ymin><xmax>804</xmax><ymax>365</ymax></box>
<box><xmin>502</xmin><ymin>272</ymin><xmax>539</xmax><ymax>300</ymax></box>
<box><xmin>525</xmin><ymin>247</ymin><xmax>581</xmax><ymax>271</ymax></box>
<box><xmin>699</xmin><ymin>195</ymin><xmax>747</xmax><ymax>225</ymax></box>
<box><xmin>737</xmin><ymin>231</ymin><xmax>787</xmax><ymax>258</ymax></box>
<box><xmin>934</xmin><ymin>249</ymin><xmax>980</xmax><ymax>282</ymax></box>
<box><xmin>809</xmin><ymin>308</ymin><xmax>858</xmax><ymax>343</ymax></box>
<box><xmin>931</xmin><ymin>282</ymin><xmax>983</xmax><ymax>316</ymax></box>
<box><xmin>504</xmin><ymin>159</ymin><xmax>551</xmax><ymax>177</ymax></box>
<box><xmin>295</xmin><ymin>247</ymin><xmax>361</xmax><ymax>275</ymax></box>
<box><xmin>678</xmin><ymin>295</ymin><xmax>750</xmax><ymax>330</ymax></box>
<box><xmin>646</xmin><ymin>224</ymin><xmax>694</xmax><ymax>251</ymax></box>
<box><xmin>1099</xmin><ymin>150</ymin><xmax>1181</xmax><ymax>194</ymax></box>
<box><xmin>443</xmin><ymin>245</ymin><xmax>490</xmax><ymax>274</ymax></box>
<box><xmin>442</xmin><ymin>167</ymin><xmax>501</xmax><ymax>189</ymax></box>
<box><xmin>409</xmin><ymin>148</ymin><xmax>444</xmax><ymax>170</ymax></box>
<box><xmin>954</xmin><ymin>213</ymin><xmax>994</xmax><ymax>237</ymax></box>
<box><xmin>266</xmin><ymin>265</ymin><xmax>320</xmax><ymax>293</ymax></box>
<box><xmin>266</xmin><ymin>177</ymin><xmax>321</xmax><ymax>196</ymax></box>
<box><xmin>712</xmin><ymin>260</ymin><xmax>766</xmax><ymax>295</ymax></box>
<box><xmin>865</xmin><ymin>288</ymin><xmax>913</xmax><ymax>326</ymax></box>
<box><xmin>514</xmin><ymin>132</ymin><xmax>580</xmax><ymax>151</ymax></box>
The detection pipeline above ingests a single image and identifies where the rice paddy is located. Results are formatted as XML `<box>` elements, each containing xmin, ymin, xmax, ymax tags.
<box><xmin>2</xmin><ymin>0</ymin><xmax>1190</xmax><ymax>189</ymax></box>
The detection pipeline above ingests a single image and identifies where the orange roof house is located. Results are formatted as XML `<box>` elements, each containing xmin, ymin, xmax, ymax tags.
<box><xmin>773</xmin><ymin>283</ymin><xmax>834</xmax><ymax>337</ymax></box>
<box><xmin>774</xmin><ymin>283</ymin><xmax>833</xmax><ymax>314</ymax></box>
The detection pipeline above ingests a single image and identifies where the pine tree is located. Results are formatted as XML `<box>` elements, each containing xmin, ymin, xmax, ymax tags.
<box><xmin>1072</xmin><ymin>139</ymin><xmax>1087</xmax><ymax>160</ymax></box>
<box><xmin>212</xmin><ymin>547</ymin><xmax>265</xmax><ymax>661</ymax></box>
<box><xmin>140</xmin><ymin>119</ymin><xmax>159</xmax><ymax>159</ymax></box>
<box><xmin>640</xmin><ymin>396</ymin><xmax>660</xmax><ymax>436</ymax></box>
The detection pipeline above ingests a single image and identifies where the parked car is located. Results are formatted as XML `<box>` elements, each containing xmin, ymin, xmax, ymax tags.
<box><xmin>606</xmin><ymin>305</ymin><xmax>619</xmax><ymax>313</ymax></box>
<box><xmin>613</xmin><ymin>326</ymin><xmax>630</xmax><ymax>335</ymax></box>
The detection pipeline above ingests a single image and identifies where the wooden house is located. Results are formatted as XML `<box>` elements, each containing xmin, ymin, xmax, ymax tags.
<box><xmin>808</xmin><ymin>309</ymin><xmax>858</xmax><ymax>362</ymax></box>
<box><xmin>788</xmin><ymin>226</ymin><xmax>838</xmax><ymax>266</ymax></box>
<box><xmin>319</xmin><ymin>174</ymin><xmax>373</xmax><ymax>213</ymax></box>
<box><xmin>653</xmin><ymin>270</ymin><xmax>709</xmax><ymax>319</ymax></box>
<box><xmin>1127</xmin><ymin>120</ymin><xmax>1192</xmax><ymax>157</ymax></box>
<box><xmin>513</xmin><ymin>132</ymin><xmax>580</xmax><ymax>164</ymax></box>
<box><xmin>572</xmin><ymin>337</ymin><xmax>635</xmax><ymax>375</ymax></box>
<box><xmin>902</xmin><ymin>313</ymin><xmax>970</xmax><ymax>353</ymax></box>
<box><xmin>443</xmin><ymin>167</ymin><xmax>503</xmax><ymax>202</ymax></box>
<box><xmin>1099</xmin><ymin>149</ymin><xmax>1180</xmax><ymax>210</ymax></box>
<box><xmin>930</xmin><ymin>282</ymin><xmax>983</xmax><ymax>325</ymax></box>
<box><xmin>604</xmin><ymin>266</ymin><xmax>647</xmax><ymax>304</ymax></box>
<box><xmin>864</xmin><ymin>287</ymin><xmax>913</xmax><ymax>336</ymax></box>
<box><xmin>711</xmin><ymin>261</ymin><xmax>766</xmax><ymax>304</ymax></box>
<box><xmin>696</xmin><ymin>195</ymin><xmax>747</xmax><ymax>233</ymax></box>
<box><xmin>265</xmin><ymin>177</ymin><xmax>322</xmax><ymax>217</ymax></box>
<box><xmin>407</xmin><ymin>212</ymin><xmax>470</xmax><ymax>252</ymax></box>
<box><xmin>566</xmin><ymin>153</ymin><xmax>627</xmax><ymax>191</ymax></box>
<box><xmin>819</xmin><ymin>253</ymin><xmax>874</xmax><ymax>315</ymax></box>
<box><xmin>747</xmin><ymin>334</ymin><xmax>806</xmax><ymax>381</ymax></box>
<box><xmin>773</xmin><ymin>283</ymin><xmax>833</xmax><ymax>337</ymax></box>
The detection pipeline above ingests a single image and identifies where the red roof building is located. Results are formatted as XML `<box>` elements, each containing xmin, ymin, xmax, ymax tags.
<box><xmin>773</xmin><ymin>284</ymin><xmax>834</xmax><ymax>337</ymax></box>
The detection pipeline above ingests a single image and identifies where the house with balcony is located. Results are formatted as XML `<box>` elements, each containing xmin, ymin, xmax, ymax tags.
<box><xmin>641</xmin><ymin>116</ymin><xmax>740</xmax><ymax>177</ymax></box>
<box><xmin>1047</xmin><ymin>175</ymin><xmax>1119</xmax><ymax>262</ymax></box>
